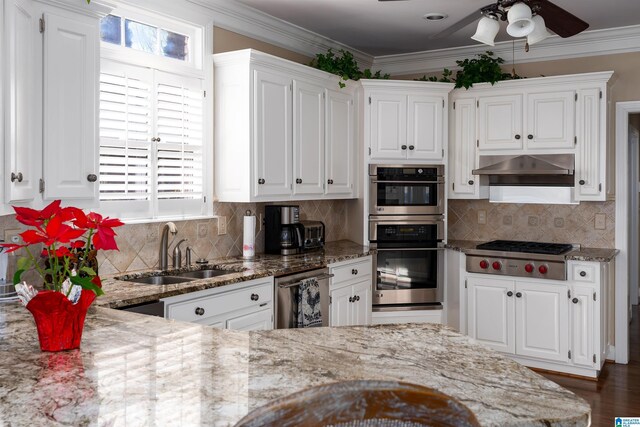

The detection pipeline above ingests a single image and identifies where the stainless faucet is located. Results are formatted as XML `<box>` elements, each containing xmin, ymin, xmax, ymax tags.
<box><xmin>173</xmin><ymin>239</ymin><xmax>187</xmax><ymax>269</ymax></box>
<box><xmin>159</xmin><ymin>222</ymin><xmax>177</xmax><ymax>270</ymax></box>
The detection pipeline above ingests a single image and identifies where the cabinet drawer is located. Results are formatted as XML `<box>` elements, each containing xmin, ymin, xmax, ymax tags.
<box><xmin>330</xmin><ymin>257</ymin><xmax>372</xmax><ymax>285</ymax></box>
<box><xmin>167</xmin><ymin>282</ymin><xmax>273</xmax><ymax>323</ymax></box>
<box><xmin>570</xmin><ymin>263</ymin><xmax>597</xmax><ymax>284</ymax></box>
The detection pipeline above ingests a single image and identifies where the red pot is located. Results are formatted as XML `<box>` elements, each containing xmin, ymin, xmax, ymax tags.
<box><xmin>26</xmin><ymin>289</ymin><xmax>96</xmax><ymax>352</ymax></box>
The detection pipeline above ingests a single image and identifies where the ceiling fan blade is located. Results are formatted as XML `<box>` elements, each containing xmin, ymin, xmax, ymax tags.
<box><xmin>429</xmin><ymin>8</ymin><xmax>485</xmax><ymax>40</ymax></box>
<box><xmin>530</xmin><ymin>0</ymin><xmax>588</xmax><ymax>38</ymax></box>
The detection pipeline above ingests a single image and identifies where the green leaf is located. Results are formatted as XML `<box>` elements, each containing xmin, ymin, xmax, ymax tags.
<box><xmin>16</xmin><ymin>257</ymin><xmax>31</xmax><ymax>271</ymax></box>
<box><xmin>80</xmin><ymin>266</ymin><xmax>97</xmax><ymax>276</ymax></box>
<box><xmin>70</xmin><ymin>275</ymin><xmax>104</xmax><ymax>297</ymax></box>
<box><xmin>13</xmin><ymin>269</ymin><xmax>24</xmax><ymax>285</ymax></box>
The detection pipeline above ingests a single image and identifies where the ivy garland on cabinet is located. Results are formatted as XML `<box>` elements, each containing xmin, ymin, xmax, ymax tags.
<box><xmin>309</xmin><ymin>48</ymin><xmax>390</xmax><ymax>88</ymax></box>
<box><xmin>416</xmin><ymin>51</ymin><xmax>523</xmax><ymax>89</ymax></box>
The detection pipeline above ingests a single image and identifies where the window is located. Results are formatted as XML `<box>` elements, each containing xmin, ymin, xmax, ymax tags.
<box><xmin>98</xmin><ymin>12</ymin><xmax>207</xmax><ymax>221</ymax></box>
<box><xmin>100</xmin><ymin>15</ymin><xmax>189</xmax><ymax>62</ymax></box>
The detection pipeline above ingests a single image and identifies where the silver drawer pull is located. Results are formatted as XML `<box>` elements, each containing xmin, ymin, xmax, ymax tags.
<box><xmin>195</xmin><ymin>307</ymin><xmax>205</xmax><ymax>316</ymax></box>
<box><xmin>259</xmin><ymin>302</ymin><xmax>267</xmax><ymax>307</ymax></box>
<box><xmin>251</xmin><ymin>293</ymin><xmax>259</xmax><ymax>301</ymax></box>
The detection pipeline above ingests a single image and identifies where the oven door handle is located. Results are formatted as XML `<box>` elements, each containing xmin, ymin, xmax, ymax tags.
<box><xmin>370</xmin><ymin>180</ymin><xmax>445</xmax><ymax>185</ymax></box>
<box><xmin>375</xmin><ymin>247</ymin><xmax>445</xmax><ymax>252</ymax></box>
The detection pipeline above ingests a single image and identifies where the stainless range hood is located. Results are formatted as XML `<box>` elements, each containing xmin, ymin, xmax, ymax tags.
<box><xmin>472</xmin><ymin>154</ymin><xmax>575</xmax><ymax>186</ymax></box>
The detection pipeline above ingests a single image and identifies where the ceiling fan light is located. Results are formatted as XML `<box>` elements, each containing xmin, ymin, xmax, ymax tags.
<box><xmin>506</xmin><ymin>2</ymin><xmax>534</xmax><ymax>37</ymax></box>
<box><xmin>527</xmin><ymin>14</ymin><xmax>551</xmax><ymax>45</ymax></box>
<box><xmin>471</xmin><ymin>15</ymin><xmax>500</xmax><ymax>46</ymax></box>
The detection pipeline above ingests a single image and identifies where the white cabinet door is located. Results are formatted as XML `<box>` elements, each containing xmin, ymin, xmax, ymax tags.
<box><xmin>4</xmin><ymin>0</ymin><xmax>40</xmax><ymax>203</ymax></box>
<box><xmin>575</xmin><ymin>88</ymin><xmax>603</xmax><ymax>201</ymax></box>
<box><xmin>526</xmin><ymin>91</ymin><xmax>575</xmax><ymax>150</ymax></box>
<box><xmin>42</xmin><ymin>11</ymin><xmax>99</xmax><ymax>200</ymax></box>
<box><xmin>293</xmin><ymin>79</ymin><xmax>324</xmax><ymax>196</ymax></box>
<box><xmin>226</xmin><ymin>308</ymin><xmax>273</xmax><ymax>331</ymax></box>
<box><xmin>351</xmin><ymin>280</ymin><xmax>372</xmax><ymax>326</ymax></box>
<box><xmin>330</xmin><ymin>284</ymin><xmax>353</xmax><ymax>327</ymax></box>
<box><xmin>449</xmin><ymin>97</ymin><xmax>478</xmax><ymax>198</ymax></box>
<box><xmin>515</xmin><ymin>282</ymin><xmax>569</xmax><ymax>362</ymax></box>
<box><xmin>253</xmin><ymin>68</ymin><xmax>292</xmax><ymax>198</ymax></box>
<box><xmin>570</xmin><ymin>285</ymin><xmax>595</xmax><ymax>368</ymax></box>
<box><xmin>407</xmin><ymin>95</ymin><xmax>443</xmax><ymax>160</ymax></box>
<box><xmin>478</xmin><ymin>94</ymin><xmax>523</xmax><ymax>151</ymax></box>
<box><xmin>467</xmin><ymin>276</ymin><xmax>515</xmax><ymax>353</ymax></box>
<box><xmin>325</xmin><ymin>89</ymin><xmax>354</xmax><ymax>197</ymax></box>
<box><xmin>369</xmin><ymin>93</ymin><xmax>407</xmax><ymax>160</ymax></box>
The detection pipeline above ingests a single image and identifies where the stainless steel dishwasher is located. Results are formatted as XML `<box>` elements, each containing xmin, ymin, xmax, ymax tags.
<box><xmin>275</xmin><ymin>268</ymin><xmax>333</xmax><ymax>329</ymax></box>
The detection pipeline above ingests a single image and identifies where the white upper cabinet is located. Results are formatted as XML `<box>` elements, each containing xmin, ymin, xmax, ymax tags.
<box><xmin>369</xmin><ymin>92</ymin><xmax>407</xmax><ymax>160</ymax></box>
<box><xmin>526</xmin><ymin>91</ymin><xmax>575</xmax><ymax>150</ymax></box>
<box><xmin>478</xmin><ymin>94</ymin><xmax>523</xmax><ymax>151</ymax></box>
<box><xmin>4</xmin><ymin>0</ymin><xmax>40</xmax><ymax>203</ymax></box>
<box><xmin>2</xmin><ymin>0</ymin><xmax>108</xmax><ymax>212</ymax></box>
<box><xmin>325</xmin><ymin>88</ymin><xmax>355</xmax><ymax>197</ymax></box>
<box><xmin>42</xmin><ymin>11</ymin><xmax>99</xmax><ymax>201</ymax></box>
<box><xmin>407</xmin><ymin>95</ymin><xmax>444</xmax><ymax>160</ymax></box>
<box><xmin>448</xmin><ymin>72</ymin><xmax>613</xmax><ymax>201</ymax></box>
<box><xmin>362</xmin><ymin>80</ymin><xmax>454</xmax><ymax>163</ymax></box>
<box><xmin>214</xmin><ymin>49</ymin><xmax>356</xmax><ymax>202</ymax></box>
<box><xmin>253</xmin><ymin>68</ymin><xmax>293</xmax><ymax>199</ymax></box>
<box><xmin>293</xmin><ymin>79</ymin><xmax>325</xmax><ymax>197</ymax></box>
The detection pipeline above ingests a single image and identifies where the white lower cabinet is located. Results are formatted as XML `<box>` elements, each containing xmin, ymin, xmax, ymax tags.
<box><xmin>162</xmin><ymin>277</ymin><xmax>274</xmax><ymax>331</ymax></box>
<box><xmin>328</xmin><ymin>256</ymin><xmax>372</xmax><ymax>327</ymax></box>
<box><xmin>465</xmin><ymin>260</ymin><xmax>607</xmax><ymax>378</ymax></box>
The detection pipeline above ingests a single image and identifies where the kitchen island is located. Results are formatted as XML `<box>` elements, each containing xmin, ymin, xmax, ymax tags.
<box><xmin>0</xmin><ymin>303</ymin><xmax>589</xmax><ymax>426</ymax></box>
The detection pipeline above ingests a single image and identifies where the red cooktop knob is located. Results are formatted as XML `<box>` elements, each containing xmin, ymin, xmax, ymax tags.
<box><xmin>492</xmin><ymin>261</ymin><xmax>502</xmax><ymax>271</ymax></box>
<box><xmin>479</xmin><ymin>260</ymin><xmax>489</xmax><ymax>269</ymax></box>
<box><xmin>539</xmin><ymin>265</ymin><xmax>548</xmax><ymax>274</ymax></box>
<box><xmin>524</xmin><ymin>264</ymin><xmax>534</xmax><ymax>273</ymax></box>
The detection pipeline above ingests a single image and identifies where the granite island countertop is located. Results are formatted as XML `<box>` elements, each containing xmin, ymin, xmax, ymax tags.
<box><xmin>99</xmin><ymin>240</ymin><xmax>375</xmax><ymax>309</ymax></box>
<box><xmin>0</xmin><ymin>303</ymin><xmax>590</xmax><ymax>426</ymax></box>
<box><xmin>446</xmin><ymin>239</ymin><xmax>618</xmax><ymax>262</ymax></box>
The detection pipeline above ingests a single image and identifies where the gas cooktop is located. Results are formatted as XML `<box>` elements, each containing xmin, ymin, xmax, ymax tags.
<box><xmin>475</xmin><ymin>240</ymin><xmax>573</xmax><ymax>256</ymax></box>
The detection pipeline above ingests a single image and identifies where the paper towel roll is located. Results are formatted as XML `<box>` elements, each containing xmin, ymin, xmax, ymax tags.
<box><xmin>243</xmin><ymin>212</ymin><xmax>256</xmax><ymax>258</ymax></box>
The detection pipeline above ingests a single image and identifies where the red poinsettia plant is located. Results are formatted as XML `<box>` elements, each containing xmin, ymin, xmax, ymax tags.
<box><xmin>0</xmin><ymin>200</ymin><xmax>124</xmax><ymax>296</ymax></box>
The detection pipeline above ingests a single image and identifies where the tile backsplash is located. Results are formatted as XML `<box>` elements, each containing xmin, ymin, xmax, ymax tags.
<box><xmin>448</xmin><ymin>200</ymin><xmax>615</xmax><ymax>248</ymax></box>
<box><xmin>0</xmin><ymin>200</ymin><xmax>349</xmax><ymax>277</ymax></box>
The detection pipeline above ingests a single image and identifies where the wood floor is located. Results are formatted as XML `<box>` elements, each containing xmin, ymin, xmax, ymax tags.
<box><xmin>540</xmin><ymin>305</ymin><xmax>640</xmax><ymax>426</ymax></box>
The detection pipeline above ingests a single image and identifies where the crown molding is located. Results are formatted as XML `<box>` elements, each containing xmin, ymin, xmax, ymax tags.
<box><xmin>373</xmin><ymin>25</ymin><xmax>640</xmax><ymax>77</ymax></box>
<box><xmin>188</xmin><ymin>0</ymin><xmax>374</xmax><ymax>68</ymax></box>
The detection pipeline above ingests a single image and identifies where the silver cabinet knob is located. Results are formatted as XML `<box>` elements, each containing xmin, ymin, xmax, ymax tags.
<box><xmin>10</xmin><ymin>172</ymin><xmax>23</xmax><ymax>183</ymax></box>
<box><xmin>572</xmin><ymin>298</ymin><xmax>579</xmax><ymax>304</ymax></box>
<box><xmin>348</xmin><ymin>296</ymin><xmax>353</xmax><ymax>303</ymax></box>
<box><xmin>401</xmin><ymin>145</ymin><xmax>407</xmax><ymax>150</ymax></box>
<box><xmin>515</xmin><ymin>292</ymin><xmax>522</xmax><ymax>298</ymax></box>
<box><xmin>579</xmin><ymin>271</ymin><xmax>587</xmax><ymax>277</ymax></box>
<box><xmin>327</xmin><ymin>179</ymin><xmax>334</xmax><ymax>185</ymax></box>
<box><xmin>87</xmin><ymin>174</ymin><xmax>97</xmax><ymax>182</ymax></box>
<box><xmin>250</xmin><ymin>293</ymin><xmax>259</xmax><ymax>301</ymax></box>
<box><xmin>579</xmin><ymin>180</ymin><xmax>586</xmax><ymax>185</ymax></box>
<box><xmin>528</xmin><ymin>134</ymin><xmax>534</xmax><ymax>140</ymax></box>
<box><xmin>351</xmin><ymin>269</ymin><xmax>358</xmax><ymax>275</ymax></box>
<box><xmin>356</xmin><ymin>295</ymin><xmax>360</xmax><ymax>301</ymax></box>
<box><xmin>468</xmin><ymin>180</ymin><xmax>474</xmax><ymax>185</ymax></box>
<box><xmin>507</xmin><ymin>291</ymin><xmax>514</xmax><ymax>297</ymax></box>
<box><xmin>515</xmin><ymin>134</ymin><xmax>521</xmax><ymax>140</ymax></box>
<box><xmin>408</xmin><ymin>145</ymin><xmax>415</xmax><ymax>150</ymax></box>
<box><xmin>296</xmin><ymin>178</ymin><xmax>302</xmax><ymax>184</ymax></box>
<box><xmin>258</xmin><ymin>178</ymin><xmax>265</xmax><ymax>185</ymax></box>
<box><xmin>195</xmin><ymin>307</ymin><xmax>205</xmax><ymax>316</ymax></box>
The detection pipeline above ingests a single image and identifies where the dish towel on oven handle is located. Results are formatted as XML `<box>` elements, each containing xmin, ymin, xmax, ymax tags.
<box><xmin>295</xmin><ymin>277</ymin><xmax>322</xmax><ymax>328</ymax></box>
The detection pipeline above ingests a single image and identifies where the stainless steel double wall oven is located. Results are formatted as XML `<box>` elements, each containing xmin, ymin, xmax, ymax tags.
<box><xmin>369</xmin><ymin>165</ymin><xmax>445</xmax><ymax>308</ymax></box>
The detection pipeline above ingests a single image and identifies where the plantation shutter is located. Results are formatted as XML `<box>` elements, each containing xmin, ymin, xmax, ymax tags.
<box><xmin>98</xmin><ymin>61</ymin><xmax>205</xmax><ymax>219</ymax></box>
<box><xmin>155</xmin><ymin>71</ymin><xmax>204</xmax><ymax>202</ymax></box>
<box><xmin>99</xmin><ymin>61</ymin><xmax>153</xmax><ymax>207</ymax></box>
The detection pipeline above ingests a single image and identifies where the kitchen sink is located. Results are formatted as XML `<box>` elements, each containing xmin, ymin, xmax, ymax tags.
<box><xmin>127</xmin><ymin>275</ymin><xmax>195</xmax><ymax>285</ymax></box>
<box><xmin>176</xmin><ymin>269</ymin><xmax>235</xmax><ymax>279</ymax></box>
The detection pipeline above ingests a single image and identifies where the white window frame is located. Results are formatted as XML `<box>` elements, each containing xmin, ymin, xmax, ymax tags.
<box><xmin>98</xmin><ymin>7</ymin><xmax>213</xmax><ymax>223</ymax></box>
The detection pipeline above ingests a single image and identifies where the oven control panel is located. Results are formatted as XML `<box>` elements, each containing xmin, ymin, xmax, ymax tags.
<box><xmin>466</xmin><ymin>255</ymin><xmax>567</xmax><ymax>281</ymax></box>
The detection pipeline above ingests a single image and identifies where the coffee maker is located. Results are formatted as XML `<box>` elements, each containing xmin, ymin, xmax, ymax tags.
<box><xmin>265</xmin><ymin>205</ymin><xmax>305</xmax><ymax>255</ymax></box>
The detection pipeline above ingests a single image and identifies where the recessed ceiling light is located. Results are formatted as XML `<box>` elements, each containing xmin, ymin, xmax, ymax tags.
<box><xmin>423</xmin><ymin>13</ymin><xmax>448</xmax><ymax>21</ymax></box>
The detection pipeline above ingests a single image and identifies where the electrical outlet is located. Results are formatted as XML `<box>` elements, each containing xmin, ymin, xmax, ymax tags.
<box><xmin>217</xmin><ymin>216</ymin><xmax>227</xmax><ymax>235</ymax></box>
<box><xmin>4</xmin><ymin>229</ymin><xmax>20</xmax><ymax>244</ymax></box>
<box><xmin>594</xmin><ymin>213</ymin><xmax>606</xmax><ymax>230</ymax></box>
<box><xmin>477</xmin><ymin>210</ymin><xmax>486</xmax><ymax>225</ymax></box>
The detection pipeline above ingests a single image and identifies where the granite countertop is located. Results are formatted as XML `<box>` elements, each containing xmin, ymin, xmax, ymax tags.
<box><xmin>99</xmin><ymin>240</ymin><xmax>375</xmax><ymax>309</ymax></box>
<box><xmin>446</xmin><ymin>239</ymin><xmax>619</xmax><ymax>262</ymax></box>
<box><xmin>0</xmin><ymin>303</ymin><xmax>590</xmax><ymax>426</ymax></box>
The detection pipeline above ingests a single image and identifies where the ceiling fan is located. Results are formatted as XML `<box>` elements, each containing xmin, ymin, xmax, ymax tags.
<box><xmin>379</xmin><ymin>0</ymin><xmax>589</xmax><ymax>47</ymax></box>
